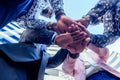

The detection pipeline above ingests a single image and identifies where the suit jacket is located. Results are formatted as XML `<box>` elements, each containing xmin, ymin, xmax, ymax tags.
<box><xmin>0</xmin><ymin>0</ymin><xmax>33</xmax><ymax>28</ymax></box>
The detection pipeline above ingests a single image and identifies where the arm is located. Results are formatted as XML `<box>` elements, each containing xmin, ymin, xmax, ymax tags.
<box><xmin>62</xmin><ymin>54</ymin><xmax>77</xmax><ymax>76</ymax></box>
<box><xmin>19</xmin><ymin>28</ymin><xmax>57</xmax><ymax>45</ymax></box>
<box><xmin>87</xmin><ymin>44</ymin><xmax>120</xmax><ymax>78</ymax></box>
<box><xmin>77</xmin><ymin>0</ymin><xmax>117</xmax><ymax>28</ymax></box>
<box><xmin>50</xmin><ymin>0</ymin><xmax>85</xmax><ymax>34</ymax></box>
<box><xmin>87</xmin><ymin>43</ymin><xmax>109</xmax><ymax>62</ymax></box>
<box><xmin>15</xmin><ymin>0</ymin><xmax>65</xmax><ymax>29</ymax></box>
<box><xmin>19</xmin><ymin>28</ymin><xmax>80</xmax><ymax>48</ymax></box>
<box><xmin>47</xmin><ymin>43</ymin><xmax>79</xmax><ymax>68</ymax></box>
<box><xmin>90</xmin><ymin>32</ymin><xmax>119</xmax><ymax>47</ymax></box>
<box><xmin>49</xmin><ymin>0</ymin><xmax>65</xmax><ymax>20</ymax></box>
<box><xmin>46</xmin><ymin>48</ymin><xmax>68</xmax><ymax>68</ymax></box>
<box><xmin>62</xmin><ymin>54</ymin><xmax>86</xmax><ymax>80</ymax></box>
<box><xmin>82</xmin><ymin>0</ymin><xmax>117</xmax><ymax>25</ymax></box>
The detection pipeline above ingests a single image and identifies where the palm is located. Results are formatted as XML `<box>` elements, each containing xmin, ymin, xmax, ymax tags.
<box><xmin>67</xmin><ymin>37</ymin><xmax>90</xmax><ymax>54</ymax></box>
<box><xmin>67</xmin><ymin>42</ymin><xmax>85</xmax><ymax>54</ymax></box>
<box><xmin>55</xmin><ymin>33</ymin><xmax>74</xmax><ymax>48</ymax></box>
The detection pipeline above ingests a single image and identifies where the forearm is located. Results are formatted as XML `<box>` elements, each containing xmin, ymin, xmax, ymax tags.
<box><xmin>16</xmin><ymin>18</ymin><xmax>50</xmax><ymax>29</ymax></box>
<box><xmin>82</xmin><ymin>0</ymin><xmax>116</xmax><ymax>25</ymax></box>
<box><xmin>62</xmin><ymin>54</ymin><xmax>86</xmax><ymax>80</ymax></box>
<box><xmin>50</xmin><ymin>0</ymin><xmax>65</xmax><ymax>20</ymax></box>
<box><xmin>62</xmin><ymin>54</ymin><xmax>77</xmax><ymax>76</ymax></box>
<box><xmin>87</xmin><ymin>43</ymin><xmax>109</xmax><ymax>62</ymax></box>
<box><xmin>46</xmin><ymin>49</ymin><xmax>80</xmax><ymax>68</ymax></box>
<box><xmin>90</xmin><ymin>33</ymin><xmax>119</xmax><ymax>47</ymax></box>
<box><xmin>19</xmin><ymin>28</ymin><xmax>57</xmax><ymax>45</ymax></box>
<box><xmin>46</xmin><ymin>48</ymin><xmax>68</xmax><ymax>68</ymax></box>
<box><xmin>50</xmin><ymin>0</ymin><xmax>64</xmax><ymax>13</ymax></box>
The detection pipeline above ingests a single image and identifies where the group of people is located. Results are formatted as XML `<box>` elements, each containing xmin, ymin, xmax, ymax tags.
<box><xmin>0</xmin><ymin>0</ymin><xmax>120</xmax><ymax>80</ymax></box>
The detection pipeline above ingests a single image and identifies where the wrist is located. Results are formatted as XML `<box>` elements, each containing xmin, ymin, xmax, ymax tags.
<box><xmin>52</xmin><ymin>33</ymin><xmax>58</xmax><ymax>44</ymax></box>
<box><xmin>82</xmin><ymin>15</ymin><xmax>91</xmax><ymax>26</ymax></box>
<box><xmin>55</xmin><ymin>10</ymin><xmax>66</xmax><ymax>20</ymax></box>
<box><xmin>88</xmin><ymin>34</ymin><xmax>97</xmax><ymax>45</ymax></box>
<box><xmin>47</xmin><ymin>22</ymin><xmax>57</xmax><ymax>31</ymax></box>
<box><xmin>68</xmin><ymin>51</ymin><xmax>79</xmax><ymax>59</ymax></box>
<box><xmin>87</xmin><ymin>34</ymin><xmax>92</xmax><ymax>46</ymax></box>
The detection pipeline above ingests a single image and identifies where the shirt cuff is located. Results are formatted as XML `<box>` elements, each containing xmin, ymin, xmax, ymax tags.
<box><xmin>68</xmin><ymin>51</ymin><xmax>79</xmax><ymax>59</ymax></box>
<box><xmin>89</xmin><ymin>34</ymin><xmax>97</xmax><ymax>44</ymax></box>
<box><xmin>52</xmin><ymin>32</ymin><xmax>58</xmax><ymax>44</ymax></box>
<box><xmin>55</xmin><ymin>9</ymin><xmax>66</xmax><ymax>20</ymax></box>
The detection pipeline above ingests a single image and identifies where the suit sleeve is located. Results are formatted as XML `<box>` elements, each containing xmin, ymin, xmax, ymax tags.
<box><xmin>46</xmin><ymin>48</ymin><xmax>68</xmax><ymax>68</ymax></box>
<box><xmin>19</xmin><ymin>28</ymin><xmax>57</xmax><ymax>45</ymax></box>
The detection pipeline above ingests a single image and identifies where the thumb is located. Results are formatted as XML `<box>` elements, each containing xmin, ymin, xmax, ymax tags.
<box><xmin>83</xmin><ymin>37</ymin><xmax>91</xmax><ymax>47</ymax></box>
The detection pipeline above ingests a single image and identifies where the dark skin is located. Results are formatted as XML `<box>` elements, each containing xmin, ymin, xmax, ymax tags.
<box><xmin>66</xmin><ymin>24</ymin><xmax>90</xmax><ymax>54</ymax></box>
<box><xmin>52</xmin><ymin>15</ymin><xmax>91</xmax><ymax>53</ymax></box>
<box><xmin>54</xmin><ymin>28</ymin><xmax>89</xmax><ymax>50</ymax></box>
<box><xmin>54</xmin><ymin>15</ymin><xmax>85</xmax><ymax>34</ymax></box>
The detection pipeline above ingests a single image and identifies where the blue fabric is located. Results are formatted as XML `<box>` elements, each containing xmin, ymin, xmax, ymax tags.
<box><xmin>0</xmin><ymin>0</ymin><xmax>33</xmax><ymax>28</ymax></box>
<box><xmin>0</xmin><ymin>22</ymin><xmax>24</xmax><ymax>44</ymax></box>
<box><xmin>0</xmin><ymin>43</ymin><xmax>43</xmax><ymax>62</ymax></box>
<box><xmin>87</xmin><ymin>70</ymin><xmax>120</xmax><ymax>80</ymax></box>
<box><xmin>0</xmin><ymin>58</ymin><xmax>27</xmax><ymax>80</ymax></box>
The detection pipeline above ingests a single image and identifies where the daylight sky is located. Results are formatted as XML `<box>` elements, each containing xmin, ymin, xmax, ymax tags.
<box><xmin>63</xmin><ymin>0</ymin><xmax>120</xmax><ymax>53</ymax></box>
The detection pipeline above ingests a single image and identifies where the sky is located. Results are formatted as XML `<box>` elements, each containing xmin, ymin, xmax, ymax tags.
<box><xmin>62</xmin><ymin>0</ymin><xmax>120</xmax><ymax>53</ymax></box>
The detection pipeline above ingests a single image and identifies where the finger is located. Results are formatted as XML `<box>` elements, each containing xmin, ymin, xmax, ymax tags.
<box><xmin>73</xmin><ymin>37</ymin><xmax>87</xmax><ymax>44</ymax></box>
<box><xmin>72</xmin><ymin>35</ymin><xmax>90</xmax><ymax>44</ymax></box>
<box><xmin>73</xmin><ymin>36</ymin><xmax>87</xmax><ymax>42</ymax></box>
<box><xmin>70</xmin><ymin>24</ymin><xmax>80</xmax><ymax>32</ymax></box>
<box><xmin>70</xmin><ymin>30</ymin><xmax>81</xmax><ymax>36</ymax></box>
<box><xmin>73</xmin><ymin>25</ymin><xmax>81</xmax><ymax>32</ymax></box>
<box><xmin>68</xmin><ymin>26</ymin><xmax>72</xmax><ymax>33</ymax></box>
<box><xmin>77</xmin><ymin>23</ymin><xmax>90</xmax><ymax>35</ymax></box>
<box><xmin>71</xmin><ymin>24</ymin><xmax>76</xmax><ymax>32</ymax></box>
<box><xmin>71</xmin><ymin>20</ymin><xmax>87</xmax><ymax>31</ymax></box>
<box><xmin>72</xmin><ymin>31</ymin><xmax>87</xmax><ymax>39</ymax></box>
<box><xmin>82</xmin><ymin>37</ymin><xmax>91</xmax><ymax>47</ymax></box>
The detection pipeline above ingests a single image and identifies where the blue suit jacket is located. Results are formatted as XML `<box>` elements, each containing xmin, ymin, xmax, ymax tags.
<box><xmin>0</xmin><ymin>0</ymin><xmax>33</xmax><ymax>28</ymax></box>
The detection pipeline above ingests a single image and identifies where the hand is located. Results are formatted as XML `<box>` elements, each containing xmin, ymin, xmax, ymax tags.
<box><xmin>67</xmin><ymin>20</ymin><xmax>90</xmax><ymax>39</ymax></box>
<box><xmin>76</xmin><ymin>18</ymin><xmax>89</xmax><ymax>27</ymax></box>
<box><xmin>55</xmin><ymin>15</ymin><xmax>79</xmax><ymax>33</ymax></box>
<box><xmin>67</xmin><ymin>32</ymin><xmax>90</xmax><ymax>54</ymax></box>
<box><xmin>76</xmin><ymin>20</ymin><xmax>91</xmax><ymax>39</ymax></box>
<box><xmin>67</xmin><ymin>39</ymin><xmax>90</xmax><ymax>54</ymax></box>
<box><xmin>54</xmin><ymin>32</ymin><xmax>74</xmax><ymax>48</ymax></box>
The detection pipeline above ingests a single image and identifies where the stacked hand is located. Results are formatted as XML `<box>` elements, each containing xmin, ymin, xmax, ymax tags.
<box><xmin>66</xmin><ymin>24</ymin><xmax>90</xmax><ymax>54</ymax></box>
<box><xmin>54</xmin><ymin>24</ymin><xmax>90</xmax><ymax>54</ymax></box>
<box><xmin>54</xmin><ymin>15</ymin><xmax>80</xmax><ymax>33</ymax></box>
<box><xmin>53</xmin><ymin>15</ymin><xmax>91</xmax><ymax>54</ymax></box>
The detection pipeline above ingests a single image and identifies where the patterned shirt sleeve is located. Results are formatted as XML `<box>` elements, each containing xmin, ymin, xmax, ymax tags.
<box><xmin>86</xmin><ymin>0</ymin><xmax>119</xmax><ymax>47</ymax></box>
<box><xmin>49</xmin><ymin>0</ymin><xmax>64</xmax><ymax>12</ymax></box>
<box><xmin>84</xmin><ymin>0</ymin><xmax>117</xmax><ymax>24</ymax></box>
<box><xmin>90</xmin><ymin>13</ymin><xmax>119</xmax><ymax>48</ymax></box>
<box><xmin>91</xmin><ymin>33</ymin><xmax>119</xmax><ymax>48</ymax></box>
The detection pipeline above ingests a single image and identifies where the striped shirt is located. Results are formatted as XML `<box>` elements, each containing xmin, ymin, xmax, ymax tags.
<box><xmin>0</xmin><ymin>22</ymin><xmax>24</xmax><ymax>44</ymax></box>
